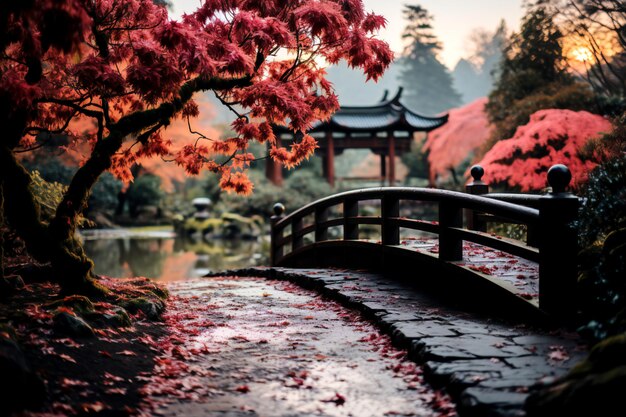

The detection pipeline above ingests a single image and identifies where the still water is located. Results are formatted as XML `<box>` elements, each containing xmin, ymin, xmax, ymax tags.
<box><xmin>80</xmin><ymin>229</ymin><xmax>269</xmax><ymax>282</ymax></box>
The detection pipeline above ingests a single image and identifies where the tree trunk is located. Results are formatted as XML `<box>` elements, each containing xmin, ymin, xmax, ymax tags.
<box><xmin>46</xmin><ymin>133</ymin><xmax>127</xmax><ymax>295</ymax></box>
<box><xmin>0</xmin><ymin>146</ymin><xmax>50</xmax><ymax>262</ymax></box>
<box><xmin>0</xmin><ymin>146</ymin><xmax>105</xmax><ymax>295</ymax></box>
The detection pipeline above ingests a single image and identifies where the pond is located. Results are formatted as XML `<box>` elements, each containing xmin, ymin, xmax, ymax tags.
<box><xmin>80</xmin><ymin>228</ymin><xmax>269</xmax><ymax>282</ymax></box>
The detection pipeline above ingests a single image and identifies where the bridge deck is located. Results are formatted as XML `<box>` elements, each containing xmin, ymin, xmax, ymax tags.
<box><xmin>399</xmin><ymin>237</ymin><xmax>539</xmax><ymax>299</ymax></box>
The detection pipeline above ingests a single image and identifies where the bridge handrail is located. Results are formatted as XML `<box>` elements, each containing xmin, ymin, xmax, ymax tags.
<box><xmin>273</xmin><ymin>187</ymin><xmax>540</xmax><ymax>233</ymax></box>
<box><xmin>270</xmin><ymin>164</ymin><xmax>580</xmax><ymax>315</ymax></box>
<box><xmin>484</xmin><ymin>193</ymin><xmax>542</xmax><ymax>209</ymax></box>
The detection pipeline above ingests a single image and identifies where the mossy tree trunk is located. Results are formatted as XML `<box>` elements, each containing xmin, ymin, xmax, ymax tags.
<box><xmin>0</xmin><ymin>145</ymin><xmax>104</xmax><ymax>294</ymax></box>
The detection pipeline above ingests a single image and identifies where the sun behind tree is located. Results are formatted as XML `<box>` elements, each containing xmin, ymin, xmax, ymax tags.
<box><xmin>484</xmin><ymin>5</ymin><xmax>596</xmax><ymax>147</ymax></box>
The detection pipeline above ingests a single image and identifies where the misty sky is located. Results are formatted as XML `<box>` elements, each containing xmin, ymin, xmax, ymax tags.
<box><xmin>170</xmin><ymin>0</ymin><xmax>525</xmax><ymax>69</ymax></box>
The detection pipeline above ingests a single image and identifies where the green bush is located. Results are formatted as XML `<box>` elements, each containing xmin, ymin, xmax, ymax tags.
<box><xmin>401</xmin><ymin>137</ymin><xmax>429</xmax><ymax>180</ymax></box>
<box><xmin>127</xmin><ymin>174</ymin><xmax>164</xmax><ymax>218</ymax></box>
<box><xmin>23</xmin><ymin>157</ymin><xmax>74</xmax><ymax>185</ymax></box>
<box><xmin>28</xmin><ymin>171</ymin><xmax>67</xmax><ymax>223</ymax></box>
<box><xmin>578</xmin><ymin>155</ymin><xmax>626</xmax><ymax>247</ymax></box>
<box><xmin>89</xmin><ymin>173</ymin><xmax>123</xmax><ymax>214</ymax></box>
<box><xmin>216</xmin><ymin>170</ymin><xmax>332</xmax><ymax>218</ymax></box>
<box><xmin>23</xmin><ymin>157</ymin><xmax>123</xmax><ymax>215</ymax></box>
<box><xmin>576</xmin><ymin>155</ymin><xmax>626</xmax><ymax>341</ymax></box>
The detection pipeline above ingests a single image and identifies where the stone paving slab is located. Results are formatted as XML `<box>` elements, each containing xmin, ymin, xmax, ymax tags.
<box><xmin>210</xmin><ymin>267</ymin><xmax>588</xmax><ymax>417</ymax></box>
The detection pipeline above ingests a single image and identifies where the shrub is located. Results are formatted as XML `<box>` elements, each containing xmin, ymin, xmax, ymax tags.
<box><xmin>485</xmin><ymin>81</ymin><xmax>596</xmax><ymax>150</ymax></box>
<box><xmin>28</xmin><ymin>171</ymin><xmax>66</xmax><ymax>223</ymax></box>
<box><xmin>126</xmin><ymin>175</ymin><xmax>164</xmax><ymax>218</ymax></box>
<box><xmin>88</xmin><ymin>173</ymin><xmax>123</xmax><ymax>214</ymax></box>
<box><xmin>477</xmin><ymin>109</ymin><xmax>613</xmax><ymax>192</ymax></box>
<box><xmin>576</xmin><ymin>155</ymin><xmax>626</xmax><ymax>341</ymax></box>
<box><xmin>578</xmin><ymin>155</ymin><xmax>626</xmax><ymax>247</ymax></box>
<box><xmin>217</xmin><ymin>170</ymin><xmax>332</xmax><ymax>218</ymax></box>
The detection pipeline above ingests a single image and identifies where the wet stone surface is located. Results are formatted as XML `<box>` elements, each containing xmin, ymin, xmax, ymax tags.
<box><xmin>215</xmin><ymin>268</ymin><xmax>588</xmax><ymax>417</ymax></box>
<box><xmin>147</xmin><ymin>277</ymin><xmax>455</xmax><ymax>417</ymax></box>
<box><xmin>400</xmin><ymin>239</ymin><xmax>539</xmax><ymax>301</ymax></box>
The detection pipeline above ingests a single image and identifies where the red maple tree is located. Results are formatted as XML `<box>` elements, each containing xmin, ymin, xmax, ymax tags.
<box><xmin>476</xmin><ymin>109</ymin><xmax>613</xmax><ymax>191</ymax></box>
<box><xmin>0</xmin><ymin>0</ymin><xmax>392</xmax><ymax>293</ymax></box>
<box><xmin>423</xmin><ymin>97</ymin><xmax>493</xmax><ymax>186</ymax></box>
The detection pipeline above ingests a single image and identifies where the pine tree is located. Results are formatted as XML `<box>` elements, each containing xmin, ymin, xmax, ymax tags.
<box><xmin>398</xmin><ymin>5</ymin><xmax>461</xmax><ymax>115</ymax></box>
<box><xmin>453</xmin><ymin>21</ymin><xmax>507</xmax><ymax>104</ymax></box>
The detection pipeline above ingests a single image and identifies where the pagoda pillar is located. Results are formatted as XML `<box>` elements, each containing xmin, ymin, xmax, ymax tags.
<box><xmin>322</xmin><ymin>155</ymin><xmax>328</xmax><ymax>179</ymax></box>
<box><xmin>388</xmin><ymin>133</ymin><xmax>396</xmax><ymax>186</ymax></box>
<box><xmin>265</xmin><ymin>137</ymin><xmax>283</xmax><ymax>186</ymax></box>
<box><xmin>325</xmin><ymin>132</ymin><xmax>335</xmax><ymax>187</ymax></box>
<box><xmin>380</xmin><ymin>154</ymin><xmax>387</xmax><ymax>185</ymax></box>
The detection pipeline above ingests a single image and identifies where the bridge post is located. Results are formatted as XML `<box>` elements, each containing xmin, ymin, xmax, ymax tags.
<box><xmin>315</xmin><ymin>206</ymin><xmax>329</xmax><ymax>242</ymax></box>
<box><xmin>382</xmin><ymin>194</ymin><xmax>400</xmax><ymax>245</ymax></box>
<box><xmin>439</xmin><ymin>201</ymin><xmax>463</xmax><ymax>261</ymax></box>
<box><xmin>343</xmin><ymin>198</ymin><xmax>359</xmax><ymax>240</ymax></box>
<box><xmin>270</xmin><ymin>203</ymin><xmax>285</xmax><ymax>266</ymax></box>
<box><xmin>292</xmin><ymin>216</ymin><xmax>304</xmax><ymax>252</ymax></box>
<box><xmin>465</xmin><ymin>165</ymin><xmax>489</xmax><ymax>232</ymax></box>
<box><xmin>537</xmin><ymin>165</ymin><xmax>579</xmax><ymax>316</ymax></box>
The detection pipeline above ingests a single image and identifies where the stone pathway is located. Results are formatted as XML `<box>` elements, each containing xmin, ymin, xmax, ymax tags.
<box><xmin>146</xmin><ymin>277</ymin><xmax>456</xmax><ymax>417</ymax></box>
<box><xmin>213</xmin><ymin>268</ymin><xmax>588</xmax><ymax>417</ymax></box>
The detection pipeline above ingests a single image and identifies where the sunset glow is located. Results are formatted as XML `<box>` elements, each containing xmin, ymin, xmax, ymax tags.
<box><xmin>571</xmin><ymin>46</ymin><xmax>593</xmax><ymax>63</ymax></box>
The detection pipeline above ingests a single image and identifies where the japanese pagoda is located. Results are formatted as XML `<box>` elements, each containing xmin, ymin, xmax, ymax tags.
<box><xmin>268</xmin><ymin>87</ymin><xmax>449</xmax><ymax>186</ymax></box>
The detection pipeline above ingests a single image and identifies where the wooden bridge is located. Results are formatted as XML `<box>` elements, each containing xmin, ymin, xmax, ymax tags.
<box><xmin>270</xmin><ymin>165</ymin><xmax>579</xmax><ymax>317</ymax></box>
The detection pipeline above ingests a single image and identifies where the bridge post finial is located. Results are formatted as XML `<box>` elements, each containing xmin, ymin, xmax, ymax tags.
<box><xmin>270</xmin><ymin>203</ymin><xmax>286</xmax><ymax>266</ymax></box>
<box><xmin>272</xmin><ymin>203</ymin><xmax>285</xmax><ymax>217</ymax></box>
<box><xmin>547</xmin><ymin>164</ymin><xmax>572</xmax><ymax>195</ymax></box>
<box><xmin>466</xmin><ymin>165</ymin><xmax>489</xmax><ymax>232</ymax></box>
<box><xmin>537</xmin><ymin>165</ymin><xmax>579</xmax><ymax>318</ymax></box>
<box><xmin>469</xmin><ymin>165</ymin><xmax>485</xmax><ymax>184</ymax></box>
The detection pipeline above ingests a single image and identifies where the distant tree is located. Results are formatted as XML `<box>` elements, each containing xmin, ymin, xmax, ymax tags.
<box><xmin>398</xmin><ymin>5</ymin><xmax>461</xmax><ymax>115</ymax></box>
<box><xmin>485</xmin><ymin>6</ymin><xmax>595</xmax><ymax>145</ymax></box>
<box><xmin>453</xmin><ymin>22</ymin><xmax>507</xmax><ymax>104</ymax></box>
<box><xmin>452</xmin><ymin>59</ymin><xmax>482</xmax><ymax>104</ymax></box>
<box><xmin>469</xmin><ymin>21</ymin><xmax>509</xmax><ymax>77</ymax></box>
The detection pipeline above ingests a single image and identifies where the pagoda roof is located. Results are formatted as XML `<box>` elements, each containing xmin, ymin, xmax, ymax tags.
<box><xmin>274</xmin><ymin>87</ymin><xmax>449</xmax><ymax>135</ymax></box>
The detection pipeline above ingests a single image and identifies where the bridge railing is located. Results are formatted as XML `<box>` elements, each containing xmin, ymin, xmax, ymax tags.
<box><xmin>271</xmin><ymin>164</ymin><xmax>579</xmax><ymax>315</ymax></box>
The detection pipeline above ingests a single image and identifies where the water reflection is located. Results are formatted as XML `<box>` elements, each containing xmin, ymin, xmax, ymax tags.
<box><xmin>83</xmin><ymin>234</ymin><xmax>268</xmax><ymax>282</ymax></box>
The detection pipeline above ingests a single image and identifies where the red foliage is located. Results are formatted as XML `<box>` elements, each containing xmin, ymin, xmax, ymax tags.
<box><xmin>424</xmin><ymin>97</ymin><xmax>493</xmax><ymax>185</ymax></box>
<box><xmin>476</xmin><ymin>109</ymin><xmax>613</xmax><ymax>191</ymax></box>
<box><xmin>3</xmin><ymin>0</ymin><xmax>392</xmax><ymax>195</ymax></box>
